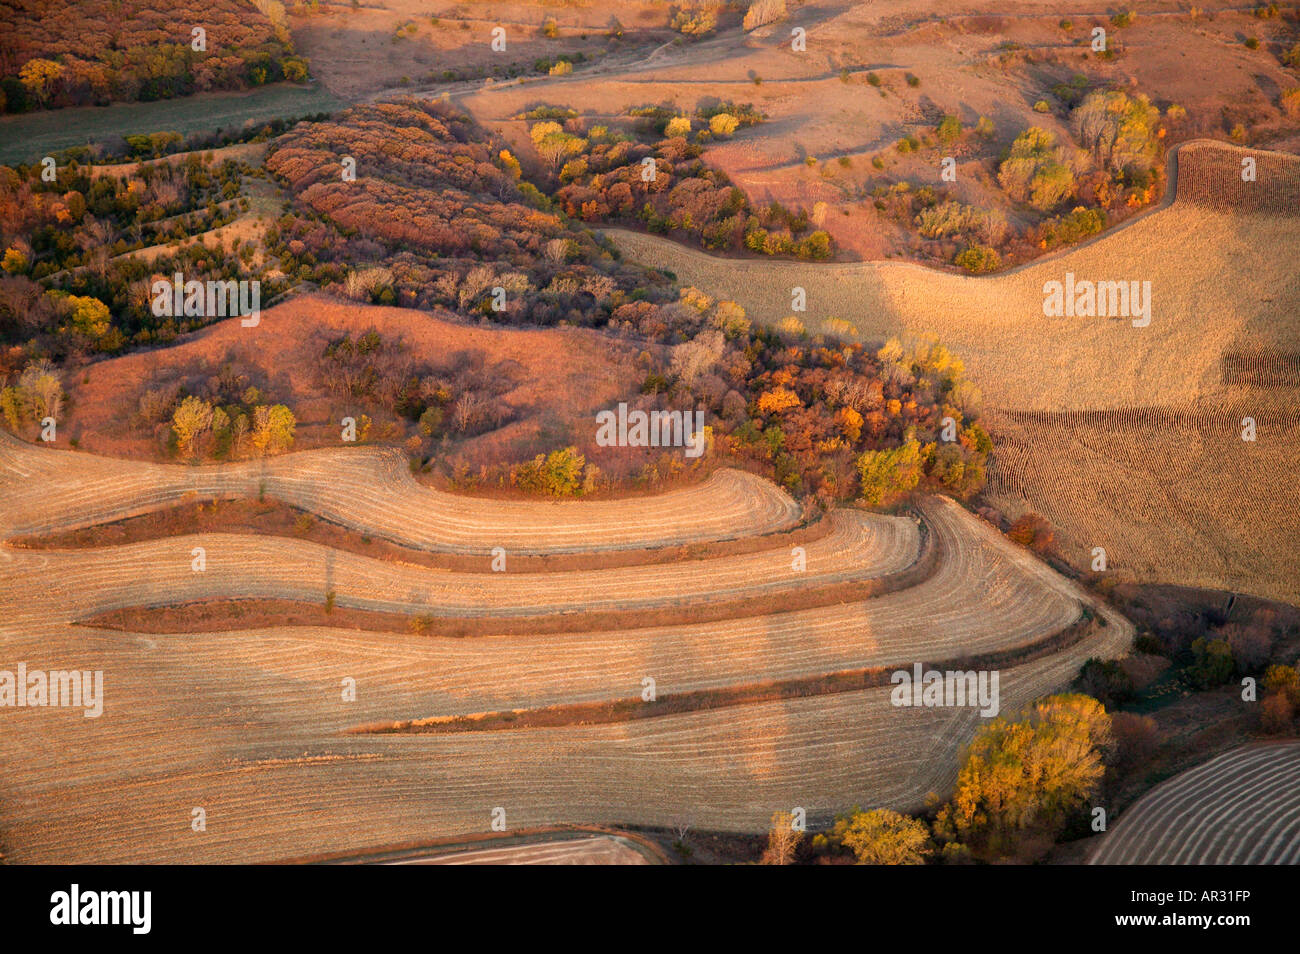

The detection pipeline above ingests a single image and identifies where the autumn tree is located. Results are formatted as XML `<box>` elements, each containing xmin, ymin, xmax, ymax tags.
<box><xmin>515</xmin><ymin>446</ymin><xmax>586</xmax><ymax>496</ymax></box>
<box><xmin>250</xmin><ymin>404</ymin><xmax>296</xmax><ymax>455</ymax></box>
<box><xmin>837</xmin><ymin>808</ymin><xmax>932</xmax><ymax>865</ymax></box>
<box><xmin>19</xmin><ymin>59</ymin><xmax>63</xmax><ymax>107</ymax></box>
<box><xmin>171</xmin><ymin>396</ymin><xmax>214</xmax><ymax>458</ymax></box>
<box><xmin>856</xmin><ymin>438</ymin><xmax>922</xmax><ymax>505</ymax></box>
<box><xmin>761</xmin><ymin>810</ymin><xmax>804</xmax><ymax>865</ymax></box>
<box><xmin>1072</xmin><ymin>90</ymin><xmax>1161</xmax><ymax>176</ymax></box>
<box><xmin>998</xmin><ymin>127</ymin><xmax>1076</xmax><ymax>210</ymax></box>
<box><xmin>935</xmin><ymin>694</ymin><xmax>1112</xmax><ymax>860</ymax></box>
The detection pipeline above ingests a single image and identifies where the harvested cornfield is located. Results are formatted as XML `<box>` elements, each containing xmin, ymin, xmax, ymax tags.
<box><xmin>0</xmin><ymin>438</ymin><xmax>1129</xmax><ymax>863</ymax></box>
<box><xmin>1090</xmin><ymin>744</ymin><xmax>1300</xmax><ymax>865</ymax></box>
<box><xmin>983</xmin><ymin>405</ymin><xmax>1300</xmax><ymax>604</ymax></box>
<box><xmin>0</xmin><ymin>432</ymin><xmax>801</xmax><ymax>553</ymax></box>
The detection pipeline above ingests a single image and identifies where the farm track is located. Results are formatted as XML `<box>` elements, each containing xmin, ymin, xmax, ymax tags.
<box><xmin>0</xmin><ymin>434</ymin><xmax>1130</xmax><ymax>862</ymax></box>
<box><xmin>1090</xmin><ymin>744</ymin><xmax>1300</xmax><ymax>865</ymax></box>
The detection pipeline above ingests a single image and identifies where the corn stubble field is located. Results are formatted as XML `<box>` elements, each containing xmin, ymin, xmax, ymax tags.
<box><xmin>1090</xmin><ymin>743</ymin><xmax>1300</xmax><ymax>865</ymax></box>
<box><xmin>0</xmin><ymin>431</ymin><xmax>1129</xmax><ymax>863</ymax></box>
<box><xmin>611</xmin><ymin>142</ymin><xmax>1300</xmax><ymax>603</ymax></box>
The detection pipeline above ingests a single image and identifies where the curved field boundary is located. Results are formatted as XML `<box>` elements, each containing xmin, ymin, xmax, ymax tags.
<box><xmin>350</xmin><ymin>609</ymin><xmax>1100</xmax><ymax>735</ymax></box>
<box><xmin>298</xmin><ymin>825</ymin><xmax>671</xmax><ymax>865</ymax></box>
<box><xmin>10</xmin><ymin>495</ymin><xmax>838</xmax><ymax>573</ymax></box>
<box><xmin>0</xmin><ymin>482</ymin><xmax>1132</xmax><ymax>861</ymax></box>
<box><xmin>0</xmin><ymin>432</ymin><xmax>801</xmax><ymax>553</ymax></box>
<box><xmin>607</xmin><ymin>141</ymin><xmax>1300</xmax><ymax>414</ymax></box>
<box><xmin>1090</xmin><ymin>743</ymin><xmax>1300</xmax><ymax>865</ymax></box>
<box><xmin>21</xmin><ymin>508</ymin><xmax>919</xmax><ymax>621</ymax></box>
<box><xmin>0</xmin><ymin>496</ymin><xmax>1121</xmax><ymax>723</ymax></box>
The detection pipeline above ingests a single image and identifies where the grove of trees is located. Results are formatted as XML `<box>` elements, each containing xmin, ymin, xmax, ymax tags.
<box><xmin>0</xmin><ymin>0</ymin><xmax>305</xmax><ymax>113</ymax></box>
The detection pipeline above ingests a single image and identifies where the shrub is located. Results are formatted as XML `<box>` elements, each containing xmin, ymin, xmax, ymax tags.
<box><xmin>856</xmin><ymin>438</ymin><xmax>922</xmax><ymax>504</ymax></box>
<box><xmin>998</xmin><ymin>126</ymin><xmax>1075</xmax><ymax>210</ymax></box>
<box><xmin>709</xmin><ymin>113</ymin><xmax>739</xmax><ymax>137</ymax></box>
<box><xmin>1038</xmin><ymin>206</ymin><xmax>1106</xmax><ymax>249</ymax></box>
<box><xmin>834</xmin><ymin>809</ymin><xmax>932</xmax><ymax>865</ymax></box>
<box><xmin>955</xmin><ymin>244</ymin><xmax>1000</xmax><ymax>273</ymax></box>
<box><xmin>1008</xmin><ymin>513</ymin><xmax>1055</xmax><ymax>553</ymax></box>
<box><xmin>1263</xmin><ymin>664</ymin><xmax>1300</xmax><ymax>704</ymax></box>
<box><xmin>672</xmin><ymin>6</ymin><xmax>718</xmax><ymax>35</ymax></box>
<box><xmin>1110</xmin><ymin>712</ymin><xmax>1158</xmax><ymax>771</ymax></box>
<box><xmin>1188</xmin><ymin>637</ymin><xmax>1234</xmax><ymax>688</ymax></box>
<box><xmin>515</xmin><ymin>446</ymin><xmax>586</xmax><ymax>496</ymax></box>
<box><xmin>1281</xmin><ymin>89</ymin><xmax>1300</xmax><ymax>119</ymax></box>
<box><xmin>1260</xmin><ymin>691</ymin><xmax>1295</xmax><ymax>733</ymax></box>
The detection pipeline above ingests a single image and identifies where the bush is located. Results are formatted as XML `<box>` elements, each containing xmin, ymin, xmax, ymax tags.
<box><xmin>834</xmin><ymin>809</ymin><xmax>932</xmax><ymax>865</ymax></box>
<box><xmin>955</xmin><ymin>244</ymin><xmax>1000</xmax><ymax>273</ymax></box>
<box><xmin>998</xmin><ymin>127</ymin><xmax>1075</xmax><ymax>210</ymax></box>
<box><xmin>514</xmin><ymin>446</ymin><xmax>586</xmax><ymax>496</ymax></box>
<box><xmin>1189</xmin><ymin>637</ymin><xmax>1234</xmax><ymax>688</ymax></box>
<box><xmin>856</xmin><ymin>438</ymin><xmax>922</xmax><ymax>504</ymax></box>
<box><xmin>665</xmin><ymin>116</ymin><xmax>691</xmax><ymax>137</ymax></box>
<box><xmin>1260</xmin><ymin>691</ymin><xmax>1295</xmax><ymax>733</ymax></box>
<box><xmin>1263</xmin><ymin>664</ymin><xmax>1300</xmax><ymax>704</ymax></box>
<box><xmin>1038</xmin><ymin>206</ymin><xmax>1106</xmax><ymax>249</ymax></box>
<box><xmin>1281</xmin><ymin>89</ymin><xmax>1300</xmax><ymax>119</ymax></box>
<box><xmin>709</xmin><ymin>113</ymin><xmax>739</xmax><ymax>137</ymax></box>
<box><xmin>1008</xmin><ymin>513</ymin><xmax>1055</xmax><ymax>553</ymax></box>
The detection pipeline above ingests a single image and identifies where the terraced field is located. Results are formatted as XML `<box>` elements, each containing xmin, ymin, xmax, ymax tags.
<box><xmin>1090</xmin><ymin>744</ymin><xmax>1300</xmax><ymax>865</ymax></box>
<box><xmin>0</xmin><ymin>434</ymin><xmax>1129</xmax><ymax>863</ymax></box>
<box><xmin>0</xmin><ymin>432</ymin><xmax>800</xmax><ymax>553</ymax></box>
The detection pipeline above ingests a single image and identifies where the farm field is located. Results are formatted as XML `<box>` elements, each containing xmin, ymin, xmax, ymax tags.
<box><xmin>610</xmin><ymin>141</ymin><xmax>1300</xmax><ymax>604</ymax></box>
<box><xmin>0</xmin><ymin>83</ymin><xmax>343</xmax><ymax>166</ymax></box>
<box><xmin>388</xmin><ymin>834</ymin><xmax>656</xmax><ymax>865</ymax></box>
<box><xmin>0</xmin><ymin>433</ymin><xmax>1129</xmax><ymax>862</ymax></box>
<box><xmin>1090</xmin><ymin>743</ymin><xmax>1300</xmax><ymax>865</ymax></box>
